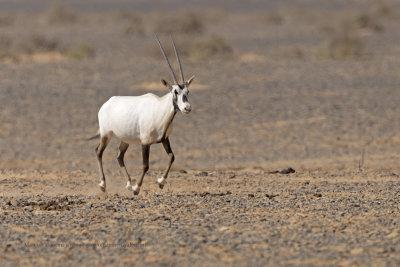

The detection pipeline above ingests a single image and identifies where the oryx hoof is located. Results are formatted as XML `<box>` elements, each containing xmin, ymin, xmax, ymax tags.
<box><xmin>126</xmin><ymin>181</ymin><xmax>132</xmax><ymax>190</ymax></box>
<box><xmin>99</xmin><ymin>182</ymin><xmax>106</xmax><ymax>192</ymax></box>
<box><xmin>157</xmin><ymin>177</ymin><xmax>166</xmax><ymax>189</ymax></box>
<box><xmin>132</xmin><ymin>184</ymin><xmax>140</xmax><ymax>195</ymax></box>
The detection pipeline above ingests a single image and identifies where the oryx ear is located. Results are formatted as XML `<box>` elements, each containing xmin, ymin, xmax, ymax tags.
<box><xmin>186</xmin><ymin>75</ymin><xmax>195</xmax><ymax>86</ymax></box>
<box><xmin>161</xmin><ymin>79</ymin><xmax>173</xmax><ymax>91</ymax></box>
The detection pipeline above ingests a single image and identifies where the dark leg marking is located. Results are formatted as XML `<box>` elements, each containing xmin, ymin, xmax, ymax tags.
<box><xmin>133</xmin><ymin>144</ymin><xmax>150</xmax><ymax>195</ymax></box>
<box><xmin>96</xmin><ymin>136</ymin><xmax>110</xmax><ymax>192</ymax></box>
<box><xmin>117</xmin><ymin>141</ymin><xmax>132</xmax><ymax>187</ymax></box>
<box><xmin>158</xmin><ymin>138</ymin><xmax>175</xmax><ymax>189</ymax></box>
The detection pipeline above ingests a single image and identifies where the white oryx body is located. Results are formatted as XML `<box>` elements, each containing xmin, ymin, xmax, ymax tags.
<box><xmin>99</xmin><ymin>93</ymin><xmax>178</xmax><ymax>145</ymax></box>
<box><xmin>93</xmin><ymin>35</ymin><xmax>194</xmax><ymax>195</ymax></box>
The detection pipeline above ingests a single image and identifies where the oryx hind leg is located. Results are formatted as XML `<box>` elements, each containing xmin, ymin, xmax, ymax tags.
<box><xmin>116</xmin><ymin>141</ymin><xmax>133</xmax><ymax>190</ymax></box>
<box><xmin>158</xmin><ymin>138</ymin><xmax>174</xmax><ymax>189</ymax></box>
<box><xmin>96</xmin><ymin>134</ymin><xmax>111</xmax><ymax>192</ymax></box>
<box><xmin>132</xmin><ymin>145</ymin><xmax>150</xmax><ymax>195</ymax></box>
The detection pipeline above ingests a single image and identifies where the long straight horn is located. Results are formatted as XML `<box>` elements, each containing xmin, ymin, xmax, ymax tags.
<box><xmin>155</xmin><ymin>34</ymin><xmax>178</xmax><ymax>85</ymax></box>
<box><xmin>171</xmin><ymin>36</ymin><xmax>184</xmax><ymax>83</ymax></box>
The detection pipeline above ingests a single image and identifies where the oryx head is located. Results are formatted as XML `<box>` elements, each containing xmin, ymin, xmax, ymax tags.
<box><xmin>155</xmin><ymin>34</ymin><xmax>194</xmax><ymax>114</ymax></box>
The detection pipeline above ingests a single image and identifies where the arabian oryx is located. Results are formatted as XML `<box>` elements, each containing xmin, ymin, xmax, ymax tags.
<box><xmin>93</xmin><ymin>35</ymin><xmax>194</xmax><ymax>195</ymax></box>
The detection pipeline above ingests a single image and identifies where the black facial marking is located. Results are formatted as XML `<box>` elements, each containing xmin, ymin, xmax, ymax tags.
<box><xmin>172</xmin><ymin>93</ymin><xmax>179</xmax><ymax>110</ymax></box>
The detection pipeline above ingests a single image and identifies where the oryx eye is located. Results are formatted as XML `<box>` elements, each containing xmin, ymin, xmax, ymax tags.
<box><xmin>174</xmin><ymin>90</ymin><xmax>178</xmax><ymax>95</ymax></box>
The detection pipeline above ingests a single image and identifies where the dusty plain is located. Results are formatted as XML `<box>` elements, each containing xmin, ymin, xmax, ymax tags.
<box><xmin>0</xmin><ymin>0</ymin><xmax>399</xmax><ymax>266</ymax></box>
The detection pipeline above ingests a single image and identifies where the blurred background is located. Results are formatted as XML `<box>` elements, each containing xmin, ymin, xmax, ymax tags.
<box><xmin>0</xmin><ymin>0</ymin><xmax>400</xmax><ymax>175</ymax></box>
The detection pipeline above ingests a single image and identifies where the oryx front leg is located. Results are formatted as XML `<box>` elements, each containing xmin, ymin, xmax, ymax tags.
<box><xmin>96</xmin><ymin>136</ymin><xmax>110</xmax><ymax>192</ymax></box>
<box><xmin>158</xmin><ymin>138</ymin><xmax>175</xmax><ymax>189</ymax></box>
<box><xmin>132</xmin><ymin>145</ymin><xmax>150</xmax><ymax>195</ymax></box>
<box><xmin>116</xmin><ymin>141</ymin><xmax>133</xmax><ymax>191</ymax></box>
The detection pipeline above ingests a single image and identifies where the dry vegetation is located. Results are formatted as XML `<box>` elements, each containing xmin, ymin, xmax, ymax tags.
<box><xmin>315</xmin><ymin>1</ymin><xmax>399</xmax><ymax>60</ymax></box>
<box><xmin>64</xmin><ymin>43</ymin><xmax>95</xmax><ymax>60</ymax></box>
<box><xmin>259</xmin><ymin>1</ymin><xmax>398</xmax><ymax>60</ymax></box>
<box><xmin>262</xmin><ymin>5</ymin><xmax>324</xmax><ymax>25</ymax></box>
<box><xmin>189</xmin><ymin>35</ymin><xmax>233</xmax><ymax>61</ymax></box>
<box><xmin>315</xmin><ymin>29</ymin><xmax>365</xmax><ymax>60</ymax></box>
<box><xmin>0</xmin><ymin>34</ymin><xmax>95</xmax><ymax>62</ymax></box>
<box><xmin>153</xmin><ymin>10</ymin><xmax>204</xmax><ymax>35</ymax></box>
<box><xmin>0</xmin><ymin>13</ymin><xmax>14</xmax><ymax>27</ymax></box>
<box><xmin>152</xmin><ymin>10</ymin><xmax>204</xmax><ymax>35</ymax></box>
<box><xmin>118</xmin><ymin>11</ymin><xmax>144</xmax><ymax>36</ymax></box>
<box><xmin>44</xmin><ymin>3</ymin><xmax>79</xmax><ymax>24</ymax></box>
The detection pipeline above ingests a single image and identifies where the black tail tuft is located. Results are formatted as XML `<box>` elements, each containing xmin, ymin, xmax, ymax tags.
<box><xmin>87</xmin><ymin>129</ymin><xmax>100</xmax><ymax>141</ymax></box>
<box><xmin>87</xmin><ymin>134</ymin><xmax>100</xmax><ymax>141</ymax></box>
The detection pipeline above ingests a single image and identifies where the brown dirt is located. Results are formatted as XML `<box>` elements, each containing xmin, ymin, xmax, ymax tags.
<box><xmin>1</xmin><ymin>169</ymin><xmax>399</xmax><ymax>266</ymax></box>
<box><xmin>0</xmin><ymin>1</ymin><xmax>400</xmax><ymax>266</ymax></box>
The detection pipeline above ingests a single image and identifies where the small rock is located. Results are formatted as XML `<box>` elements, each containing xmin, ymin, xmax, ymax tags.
<box><xmin>196</xmin><ymin>171</ymin><xmax>208</xmax><ymax>177</ymax></box>
<box><xmin>280</xmin><ymin>168</ymin><xmax>295</xmax><ymax>174</ymax></box>
<box><xmin>106</xmin><ymin>206</ymin><xmax>116</xmax><ymax>212</ymax></box>
<box><xmin>266</xmin><ymin>194</ymin><xmax>279</xmax><ymax>199</ymax></box>
<box><xmin>179</xmin><ymin>170</ymin><xmax>187</xmax><ymax>174</ymax></box>
<box><xmin>268</xmin><ymin>168</ymin><xmax>295</xmax><ymax>174</ymax></box>
<box><xmin>210</xmin><ymin>236</ymin><xmax>219</xmax><ymax>242</ymax></box>
<box><xmin>200</xmin><ymin>192</ymin><xmax>210</xmax><ymax>197</ymax></box>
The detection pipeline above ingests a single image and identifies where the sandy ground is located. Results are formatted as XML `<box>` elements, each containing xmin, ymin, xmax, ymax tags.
<box><xmin>1</xmin><ymin>169</ymin><xmax>399</xmax><ymax>266</ymax></box>
<box><xmin>0</xmin><ymin>0</ymin><xmax>400</xmax><ymax>266</ymax></box>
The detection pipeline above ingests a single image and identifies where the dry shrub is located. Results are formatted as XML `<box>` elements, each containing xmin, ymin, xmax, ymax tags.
<box><xmin>108</xmin><ymin>11</ymin><xmax>144</xmax><ymax>36</ymax></box>
<box><xmin>331</xmin><ymin>1</ymin><xmax>400</xmax><ymax>37</ymax></box>
<box><xmin>0</xmin><ymin>13</ymin><xmax>14</xmax><ymax>27</ymax></box>
<box><xmin>189</xmin><ymin>36</ymin><xmax>233</xmax><ymax>61</ymax></box>
<box><xmin>123</xmin><ymin>23</ymin><xmax>145</xmax><ymax>36</ymax></box>
<box><xmin>339</xmin><ymin>10</ymin><xmax>383</xmax><ymax>34</ymax></box>
<box><xmin>262</xmin><ymin>12</ymin><xmax>284</xmax><ymax>24</ymax></box>
<box><xmin>314</xmin><ymin>4</ymin><xmax>393</xmax><ymax>60</ymax></box>
<box><xmin>370</xmin><ymin>0</ymin><xmax>400</xmax><ymax>19</ymax></box>
<box><xmin>45</xmin><ymin>3</ymin><xmax>78</xmax><ymax>24</ymax></box>
<box><xmin>316</xmin><ymin>30</ymin><xmax>364</xmax><ymax>60</ymax></box>
<box><xmin>0</xmin><ymin>35</ymin><xmax>12</xmax><ymax>59</ymax></box>
<box><xmin>0</xmin><ymin>34</ymin><xmax>11</xmax><ymax>50</ymax></box>
<box><xmin>123</xmin><ymin>17</ymin><xmax>144</xmax><ymax>36</ymax></box>
<box><xmin>0</xmin><ymin>35</ymin><xmax>62</xmax><ymax>61</ymax></box>
<box><xmin>202</xmin><ymin>8</ymin><xmax>229</xmax><ymax>24</ymax></box>
<box><xmin>65</xmin><ymin>43</ymin><xmax>95</xmax><ymax>60</ymax></box>
<box><xmin>145</xmin><ymin>37</ymin><xmax>190</xmax><ymax>60</ymax></box>
<box><xmin>152</xmin><ymin>10</ymin><xmax>204</xmax><ymax>35</ymax></box>
<box><xmin>0</xmin><ymin>35</ymin><xmax>95</xmax><ymax>62</ymax></box>
<box><xmin>271</xmin><ymin>46</ymin><xmax>304</xmax><ymax>60</ymax></box>
<box><xmin>15</xmin><ymin>35</ymin><xmax>63</xmax><ymax>55</ymax></box>
<box><xmin>278</xmin><ymin>5</ymin><xmax>320</xmax><ymax>23</ymax></box>
<box><xmin>261</xmin><ymin>5</ymin><xmax>324</xmax><ymax>25</ymax></box>
<box><xmin>111</xmin><ymin>10</ymin><xmax>142</xmax><ymax>22</ymax></box>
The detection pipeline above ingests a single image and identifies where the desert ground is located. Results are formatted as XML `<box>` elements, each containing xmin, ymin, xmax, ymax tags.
<box><xmin>0</xmin><ymin>0</ymin><xmax>400</xmax><ymax>266</ymax></box>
